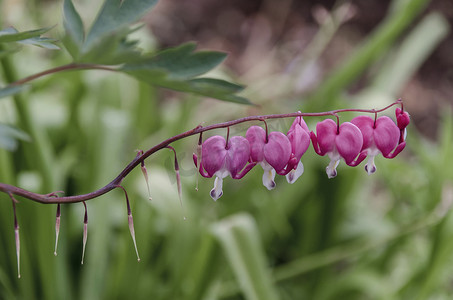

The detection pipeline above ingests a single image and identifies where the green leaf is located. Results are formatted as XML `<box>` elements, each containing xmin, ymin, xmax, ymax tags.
<box><xmin>0</xmin><ymin>124</ymin><xmax>30</xmax><ymax>151</ymax></box>
<box><xmin>0</xmin><ymin>85</ymin><xmax>29</xmax><ymax>99</ymax></box>
<box><xmin>18</xmin><ymin>37</ymin><xmax>60</xmax><ymax>50</ymax></box>
<box><xmin>123</xmin><ymin>43</ymin><xmax>228</xmax><ymax>80</ymax></box>
<box><xmin>84</xmin><ymin>0</ymin><xmax>158</xmax><ymax>51</ymax></box>
<box><xmin>122</xmin><ymin>68</ymin><xmax>251</xmax><ymax>104</ymax></box>
<box><xmin>0</xmin><ymin>27</ymin><xmax>59</xmax><ymax>49</ymax></box>
<box><xmin>0</xmin><ymin>27</ymin><xmax>52</xmax><ymax>43</ymax></box>
<box><xmin>63</xmin><ymin>0</ymin><xmax>85</xmax><ymax>59</ymax></box>
<box><xmin>211</xmin><ymin>214</ymin><xmax>280</xmax><ymax>300</ymax></box>
<box><xmin>78</xmin><ymin>27</ymin><xmax>143</xmax><ymax>64</ymax></box>
<box><xmin>188</xmin><ymin>78</ymin><xmax>244</xmax><ymax>94</ymax></box>
<box><xmin>120</xmin><ymin>43</ymin><xmax>250</xmax><ymax>104</ymax></box>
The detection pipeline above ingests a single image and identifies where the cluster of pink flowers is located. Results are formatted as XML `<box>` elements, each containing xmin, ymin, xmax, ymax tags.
<box><xmin>194</xmin><ymin>108</ymin><xmax>410</xmax><ymax>201</ymax></box>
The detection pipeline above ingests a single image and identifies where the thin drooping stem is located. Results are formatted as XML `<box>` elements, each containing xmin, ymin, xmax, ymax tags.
<box><xmin>9</xmin><ymin>193</ymin><xmax>20</xmax><ymax>278</ymax></box>
<box><xmin>8</xmin><ymin>63</ymin><xmax>117</xmax><ymax>87</ymax></box>
<box><xmin>0</xmin><ymin>100</ymin><xmax>403</xmax><ymax>205</ymax></box>
<box><xmin>81</xmin><ymin>201</ymin><xmax>88</xmax><ymax>265</ymax></box>
<box><xmin>116</xmin><ymin>185</ymin><xmax>140</xmax><ymax>262</ymax></box>
<box><xmin>167</xmin><ymin>146</ymin><xmax>186</xmax><ymax>220</ymax></box>
<box><xmin>195</xmin><ymin>133</ymin><xmax>203</xmax><ymax>191</ymax></box>
<box><xmin>54</xmin><ymin>204</ymin><xmax>61</xmax><ymax>256</ymax></box>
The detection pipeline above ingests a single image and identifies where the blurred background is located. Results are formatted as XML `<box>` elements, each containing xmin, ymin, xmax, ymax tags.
<box><xmin>1</xmin><ymin>0</ymin><xmax>453</xmax><ymax>299</ymax></box>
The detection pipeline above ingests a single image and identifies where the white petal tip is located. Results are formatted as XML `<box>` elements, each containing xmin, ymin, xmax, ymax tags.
<box><xmin>263</xmin><ymin>169</ymin><xmax>276</xmax><ymax>190</ymax></box>
<box><xmin>54</xmin><ymin>251</ymin><xmax>57</xmax><ymax>256</ymax></box>
<box><xmin>365</xmin><ymin>164</ymin><xmax>376</xmax><ymax>175</ymax></box>
<box><xmin>286</xmin><ymin>162</ymin><xmax>304</xmax><ymax>184</ymax></box>
<box><xmin>326</xmin><ymin>169</ymin><xmax>337</xmax><ymax>179</ymax></box>
<box><xmin>210</xmin><ymin>189</ymin><xmax>223</xmax><ymax>201</ymax></box>
<box><xmin>210</xmin><ymin>177</ymin><xmax>224</xmax><ymax>201</ymax></box>
<box><xmin>265</xmin><ymin>181</ymin><xmax>276</xmax><ymax>190</ymax></box>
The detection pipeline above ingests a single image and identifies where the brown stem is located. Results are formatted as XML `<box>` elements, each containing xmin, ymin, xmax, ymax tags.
<box><xmin>8</xmin><ymin>63</ymin><xmax>118</xmax><ymax>87</ymax></box>
<box><xmin>0</xmin><ymin>99</ymin><xmax>403</xmax><ymax>204</ymax></box>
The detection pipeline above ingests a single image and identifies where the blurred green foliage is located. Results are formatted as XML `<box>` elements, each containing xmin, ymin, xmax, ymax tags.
<box><xmin>0</xmin><ymin>0</ymin><xmax>452</xmax><ymax>299</ymax></box>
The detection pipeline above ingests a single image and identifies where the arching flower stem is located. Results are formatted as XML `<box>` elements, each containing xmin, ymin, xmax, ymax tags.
<box><xmin>0</xmin><ymin>99</ymin><xmax>405</xmax><ymax>205</ymax></box>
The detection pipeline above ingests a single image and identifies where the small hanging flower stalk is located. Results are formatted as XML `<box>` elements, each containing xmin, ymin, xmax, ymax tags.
<box><xmin>137</xmin><ymin>150</ymin><xmax>152</xmax><ymax>201</ymax></box>
<box><xmin>81</xmin><ymin>201</ymin><xmax>88</xmax><ymax>265</ymax></box>
<box><xmin>9</xmin><ymin>193</ymin><xmax>20</xmax><ymax>278</ymax></box>
<box><xmin>54</xmin><ymin>204</ymin><xmax>61</xmax><ymax>256</ymax></box>
<box><xmin>195</xmin><ymin>133</ymin><xmax>203</xmax><ymax>192</ymax></box>
<box><xmin>167</xmin><ymin>146</ymin><xmax>186</xmax><ymax>220</ymax></box>
<box><xmin>117</xmin><ymin>185</ymin><xmax>141</xmax><ymax>262</ymax></box>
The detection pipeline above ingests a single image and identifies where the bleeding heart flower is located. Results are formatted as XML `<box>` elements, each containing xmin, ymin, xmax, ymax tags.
<box><xmin>311</xmin><ymin>119</ymin><xmax>365</xmax><ymax>178</ymax></box>
<box><xmin>286</xmin><ymin>114</ymin><xmax>311</xmax><ymax>184</ymax></box>
<box><xmin>193</xmin><ymin>135</ymin><xmax>255</xmax><ymax>201</ymax></box>
<box><xmin>351</xmin><ymin>115</ymin><xmax>406</xmax><ymax>175</ymax></box>
<box><xmin>246</xmin><ymin>126</ymin><xmax>292</xmax><ymax>190</ymax></box>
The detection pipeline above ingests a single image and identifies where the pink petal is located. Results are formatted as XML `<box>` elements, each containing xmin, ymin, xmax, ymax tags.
<box><xmin>315</xmin><ymin>119</ymin><xmax>337</xmax><ymax>155</ymax></box>
<box><xmin>374</xmin><ymin>116</ymin><xmax>400</xmax><ymax>156</ymax></box>
<box><xmin>263</xmin><ymin>132</ymin><xmax>291</xmax><ymax>172</ymax></box>
<box><xmin>246</xmin><ymin>126</ymin><xmax>266</xmax><ymax>163</ymax></box>
<box><xmin>395</xmin><ymin>107</ymin><xmax>410</xmax><ymax>130</ymax></box>
<box><xmin>287</xmin><ymin>124</ymin><xmax>310</xmax><ymax>161</ymax></box>
<box><xmin>202</xmin><ymin>136</ymin><xmax>227</xmax><ymax>177</ymax></box>
<box><xmin>289</xmin><ymin>113</ymin><xmax>310</xmax><ymax>133</ymax></box>
<box><xmin>335</xmin><ymin>122</ymin><xmax>363</xmax><ymax>164</ymax></box>
<box><xmin>350</xmin><ymin>116</ymin><xmax>374</xmax><ymax>150</ymax></box>
<box><xmin>225</xmin><ymin>136</ymin><xmax>250</xmax><ymax>177</ymax></box>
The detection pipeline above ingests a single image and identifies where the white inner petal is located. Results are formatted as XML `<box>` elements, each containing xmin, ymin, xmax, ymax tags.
<box><xmin>365</xmin><ymin>155</ymin><xmax>377</xmax><ymax>175</ymax></box>
<box><xmin>326</xmin><ymin>159</ymin><xmax>340</xmax><ymax>179</ymax></box>
<box><xmin>286</xmin><ymin>161</ymin><xmax>304</xmax><ymax>184</ymax></box>
<box><xmin>210</xmin><ymin>176</ymin><xmax>224</xmax><ymax>201</ymax></box>
<box><xmin>262</xmin><ymin>168</ymin><xmax>276</xmax><ymax>190</ymax></box>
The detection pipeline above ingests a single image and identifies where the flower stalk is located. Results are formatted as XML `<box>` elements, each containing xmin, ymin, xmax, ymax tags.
<box><xmin>0</xmin><ymin>99</ymin><xmax>406</xmax><ymax>205</ymax></box>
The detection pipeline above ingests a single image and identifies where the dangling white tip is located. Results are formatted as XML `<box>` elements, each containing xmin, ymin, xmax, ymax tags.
<box><xmin>54</xmin><ymin>215</ymin><xmax>60</xmax><ymax>256</ymax></box>
<box><xmin>326</xmin><ymin>159</ymin><xmax>340</xmax><ymax>178</ymax></box>
<box><xmin>15</xmin><ymin>228</ymin><xmax>20</xmax><ymax>278</ymax></box>
<box><xmin>81</xmin><ymin>223</ymin><xmax>87</xmax><ymax>265</ymax></box>
<box><xmin>141</xmin><ymin>165</ymin><xmax>152</xmax><ymax>201</ymax></box>
<box><xmin>128</xmin><ymin>214</ymin><xmax>141</xmax><ymax>262</ymax></box>
<box><xmin>262</xmin><ymin>169</ymin><xmax>276</xmax><ymax>190</ymax></box>
<box><xmin>175</xmin><ymin>170</ymin><xmax>187</xmax><ymax>220</ymax></box>
<box><xmin>286</xmin><ymin>161</ymin><xmax>304</xmax><ymax>184</ymax></box>
<box><xmin>364</xmin><ymin>156</ymin><xmax>377</xmax><ymax>175</ymax></box>
<box><xmin>210</xmin><ymin>177</ymin><xmax>224</xmax><ymax>201</ymax></box>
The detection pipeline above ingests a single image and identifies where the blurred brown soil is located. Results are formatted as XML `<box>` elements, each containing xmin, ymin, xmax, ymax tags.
<box><xmin>146</xmin><ymin>0</ymin><xmax>453</xmax><ymax>139</ymax></box>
